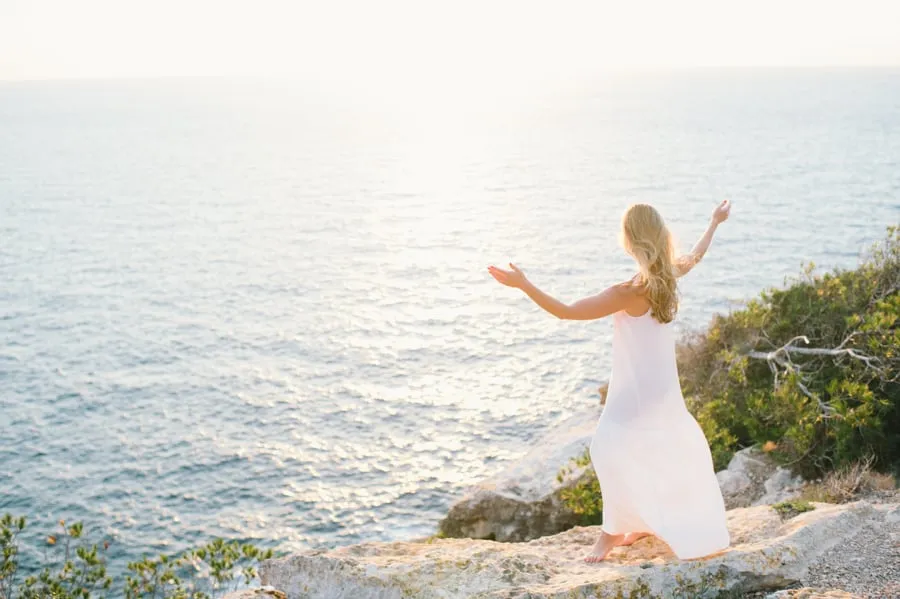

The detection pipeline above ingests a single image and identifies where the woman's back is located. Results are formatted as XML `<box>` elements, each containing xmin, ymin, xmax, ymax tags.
<box><xmin>602</xmin><ymin>308</ymin><xmax>688</xmax><ymax>429</ymax></box>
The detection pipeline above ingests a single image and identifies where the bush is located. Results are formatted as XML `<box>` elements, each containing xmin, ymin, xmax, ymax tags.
<box><xmin>680</xmin><ymin>227</ymin><xmax>899</xmax><ymax>479</ymax></box>
<box><xmin>0</xmin><ymin>514</ymin><xmax>273</xmax><ymax>599</ymax></box>
<box><xmin>556</xmin><ymin>450</ymin><xmax>603</xmax><ymax>525</ymax></box>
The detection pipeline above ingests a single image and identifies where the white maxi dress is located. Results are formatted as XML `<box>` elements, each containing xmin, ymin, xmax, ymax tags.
<box><xmin>589</xmin><ymin>308</ymin><xmax>730</xmax><ymax>559</ymax></box>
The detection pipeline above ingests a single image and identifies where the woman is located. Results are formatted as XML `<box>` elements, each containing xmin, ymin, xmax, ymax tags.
<box><xmin>488</xmin><ymin>200</ymin><xmax>732</xmax><ymax>562</ymax></box>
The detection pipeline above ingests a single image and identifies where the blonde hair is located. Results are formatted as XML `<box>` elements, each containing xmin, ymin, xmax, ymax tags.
<box><xmin>620</xmin><ymin>204</ymin><xmax>678</xmax><ymax>323</ymax></box>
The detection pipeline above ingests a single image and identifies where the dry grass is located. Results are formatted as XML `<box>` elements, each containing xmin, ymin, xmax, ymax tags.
<box><xmin>800</xmin><ymin>456</ymin><xmax>897</xmax><ymax>503</ymax></box>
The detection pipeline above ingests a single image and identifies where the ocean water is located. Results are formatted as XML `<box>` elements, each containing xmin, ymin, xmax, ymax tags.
<box><xmin>1</xmin><ymin>71</ymin><xmax>899</xmax><ymax>575</ymax></box>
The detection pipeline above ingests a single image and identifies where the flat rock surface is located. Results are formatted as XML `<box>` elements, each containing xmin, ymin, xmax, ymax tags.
<box><xmin>261</xmin><ymin>500</ymin><xmax>897</xmax><ymax>599</ymax></box>
<box><xmin>764</xmin><ymin>589</ymin><xmax>866</xmax><ymax>598</ymax></box>
<box><xmin>221</xmin><ymin>589</ymin><xmax>287</xmax><ymax>599</ymax></box>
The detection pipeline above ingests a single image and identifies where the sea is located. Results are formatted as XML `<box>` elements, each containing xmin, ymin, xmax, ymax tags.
<box><xmin>1</xmin><ymin>69</ymin><xmax>898</xmax><ymax>577</ymax></box>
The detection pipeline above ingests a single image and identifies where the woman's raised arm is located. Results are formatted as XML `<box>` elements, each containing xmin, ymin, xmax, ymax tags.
<box><xmin>487</xmin><ymin>263</ymin><xmax>631</xmax><ymax>320</ymax></box>
<box><xmin>675</xmin><ymin>199</ymin><xmax>731</xmax><ymax>277</ymax></box>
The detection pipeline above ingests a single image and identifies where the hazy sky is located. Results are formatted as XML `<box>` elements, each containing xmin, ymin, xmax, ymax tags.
<box><xmin>2</xmin><ymin>0</ymin><xmax>900</xmax><ymax>82</ymax></box>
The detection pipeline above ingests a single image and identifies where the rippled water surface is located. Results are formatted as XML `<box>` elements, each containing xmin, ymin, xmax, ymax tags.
<box><xmin>1</xmin><ymin>71</ymin><xmax>899</xmax><ymax>573</ymax></box>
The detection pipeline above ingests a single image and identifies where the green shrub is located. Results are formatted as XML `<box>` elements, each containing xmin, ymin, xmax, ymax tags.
<box><xmin>0</xmin><ymin>514</ymin><xmax>273</xmax><ymax>599</ymax></box>
<box><xmin>680</xmin><ymin>226</ymin><xmax>900</xmax><ymax>479</ymax></box>
<box><xmin>557</xmin><ymin>450</ymin><xmax>604</xmax><ymax>525</ymax></box>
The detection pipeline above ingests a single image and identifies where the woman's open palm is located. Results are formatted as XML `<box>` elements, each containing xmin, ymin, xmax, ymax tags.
<box><xmin>712</xmin><ymin>199</ymin><xmax>731</xmax><ymax>224</ymax></box>
<box><xmin>488</xmin><ymin>263</ymin><xmax>527</xmax><ymax>289</ymax></box>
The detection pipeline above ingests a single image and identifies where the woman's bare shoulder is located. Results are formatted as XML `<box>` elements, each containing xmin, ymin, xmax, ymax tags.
<box><xmin>611</xmin><ymin>275</ymin><xmax>651</xmax><ymax>315</ymax></box>
<box><xmin>613</xmin><ymin>274</ymin><xmax>645</xmax><ymax>293</ymax></box>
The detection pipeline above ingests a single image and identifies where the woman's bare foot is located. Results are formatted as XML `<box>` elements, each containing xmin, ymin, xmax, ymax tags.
<box><xmin>618</xmin><ymin>532</ymin><xmax>651</xmax><ymax>546</ymax></box>
<box><xmin>583</xmin><ymin>531</ymin><xmax>625</xmax><ymax>563</ymax></box>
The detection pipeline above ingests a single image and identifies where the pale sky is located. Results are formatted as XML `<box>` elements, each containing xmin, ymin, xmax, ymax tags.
<box><xmin>2</xmin><ymin>0</ymin><xmax>899</xmax><ymax>83</ymax></box>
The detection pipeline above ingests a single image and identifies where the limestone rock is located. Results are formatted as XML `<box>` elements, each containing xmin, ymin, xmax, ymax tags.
<box><xmin>715</xmin><ymin>446</ymin><xmax>778</xmax><ymax>507</ymax></box>
<box><xmin>716</xmin><ymin>446</ymin><xmax>805</xmax><ymax>509</ymax></box>
<box><xmin>220</xmin><ymin>588</ymin><xmax>287</xmax><ymax>599</ymax></box>
<box><xmin>261</xmin><ymin>500</ymin><xmax>895</xmax><ymax>599</ymax></box>
<box><xmin>437</xmin><ymin>406</ymin><xmax>601</xmax><ymax>542</ymax></box>
<box><xmin>755</xmin><ymin>466</ymin><xmax>806</xmax><ymax>507</ymax></box>
<box><xmin>765</xmin><ymin>589</ymin><xmax>865</xmax><ymax>598</ymax></box>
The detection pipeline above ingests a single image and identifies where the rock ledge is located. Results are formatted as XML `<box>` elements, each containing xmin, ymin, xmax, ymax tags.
<box><xmin>260</xmin><ymin>500</ymin><xmax>896</xmax><ymax>599</ymax></box>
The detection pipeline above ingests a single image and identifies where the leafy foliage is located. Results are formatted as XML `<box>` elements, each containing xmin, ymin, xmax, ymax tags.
<box><xmin>556</xmin><ymin>450</ymin><xmax>604</xmax><ymax>525</ymax></box>
<box><xmin>1</xmin><ymin>514</ymin><xmax>26</xmax><ymax>599</ymax></box>
<box><xmin>14</xmin><ymin>520</ymin><xmax>111</xmax><ymax>599</ymax></box>
<box><xmin>0</xmin><ymin>515</ymin><xmax>273</xmax><ymax>599</ymax></box>
<box><xmin>680</xmin><ymin>227</ymin><xmax>900</xmax><ymax>478</ymax></box>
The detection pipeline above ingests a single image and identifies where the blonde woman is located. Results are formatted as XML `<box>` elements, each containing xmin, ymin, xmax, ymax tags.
<box><xmin>488</xmin><ymin>200</ymin><xmax>732</xmax><ymax>562</ymax></box>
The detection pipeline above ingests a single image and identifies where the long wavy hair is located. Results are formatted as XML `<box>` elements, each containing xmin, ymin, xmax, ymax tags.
<box><xmin>620</xmin><ymin>204</ymin><xmax>678</xmax><ymax>323</ymax></box>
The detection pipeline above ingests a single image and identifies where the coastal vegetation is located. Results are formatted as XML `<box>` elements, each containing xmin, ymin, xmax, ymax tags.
<box><xmin>555</xmin><ymin>449</ymin><xmax>603</xmax><ymax>526</ymax></box>
<box><xmin>682</xmin><ymin>226</ymin><xmax>899</xmax><ymax>479</ymax></box>
<box><xmin>0</xmin><ymin>514</ymin><xmax>272</xmax><ymax>599</ymax></box>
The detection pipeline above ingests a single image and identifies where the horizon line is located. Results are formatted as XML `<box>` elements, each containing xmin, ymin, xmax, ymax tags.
<box><xmin>3</xmin><ymin>64</ymin><xmax>900</xmax><ymax>84</ymax></box>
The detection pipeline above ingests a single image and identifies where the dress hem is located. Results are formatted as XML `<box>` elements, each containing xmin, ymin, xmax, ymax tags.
<box><xmin>599</xmin><ymin>527</ymin><xmax>655</xmax><ymax>536</ymax></box>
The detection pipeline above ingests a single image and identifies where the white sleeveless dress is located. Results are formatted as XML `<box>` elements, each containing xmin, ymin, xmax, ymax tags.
<box><xmin>589</xmin><ymin>308</ymin><xmax>730</xmax><ymax>559</ymax></box>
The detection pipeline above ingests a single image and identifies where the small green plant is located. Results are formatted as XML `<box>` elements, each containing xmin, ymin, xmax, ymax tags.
<box><xmin>16</xmin><ymin>520</ymin><xmax>112</xmax><ymax>599</ymax></box>
<box><xmin>557</xmin><ymin>449</ymin><xmax>604</xmax><ymax>526</ymax></box>
<box><xmin>124</xmin><ymin>538</ymin><xmax>274</xmax><ymax>599</ymax></box>
<box><xmin>772</xmin><ymin>499</ymin><xmax>814</xmax><ymax>519</ymax></box>
<box><xmin>0</xmin><ymin>514</ymin><xmax>274</xmax><ymax>599</ymax></box>
<box><xmin>1</xmin><ymin>514</ymin><xmax>26</xmax><ymax>599</ymax></box>
<box><xmin>422</xmin><ymin>531</ymin><xmax>448</xmax><ymax>544</ymax></box>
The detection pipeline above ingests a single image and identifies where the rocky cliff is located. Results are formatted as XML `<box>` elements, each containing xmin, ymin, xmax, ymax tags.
<box><xmin>253</xmin><ymin>500</ymin><xmax>900</xmax><ymax>598</ymax></box>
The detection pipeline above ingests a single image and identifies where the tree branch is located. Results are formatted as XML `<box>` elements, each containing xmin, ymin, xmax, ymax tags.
<box><xmin>747</xmin><ymin>335</ymin><xmax>882</xmax><ymax>371</ymax></box>
<box><xmin>744</xmin><ymin>335</ymin><xmax>886</xmax><ymax>419</ymax></box>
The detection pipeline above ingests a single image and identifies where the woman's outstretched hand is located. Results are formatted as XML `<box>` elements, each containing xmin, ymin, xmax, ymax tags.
<box><xmin>712</xmin><ymin>199</ymin><xmax>731</xmax><ymax>225</ymax></box>
<box><xmin>488</xmin><ymin>263</ymin><xmax>528</xmax><ymax>289</ymax></box>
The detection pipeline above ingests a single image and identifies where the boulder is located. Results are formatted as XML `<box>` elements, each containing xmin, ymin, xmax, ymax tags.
<box><xmin>260</xmin><ymin>500</ymin><xmax>897</xmax><ymax>599</ymax></box>
<box><xmin>756</xmin><ymin>466</ymin><xmax>806</xmax><ymax>507</ymax></box>
<box><xmin>716</xmin><ymin>446</ymin><xmax>805</xmax><ymax>509</ymax></box>
<box><xmin>437</xmin><ymin>405</ymin><xmax>601</xmax><ymax>542</ymax></box>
